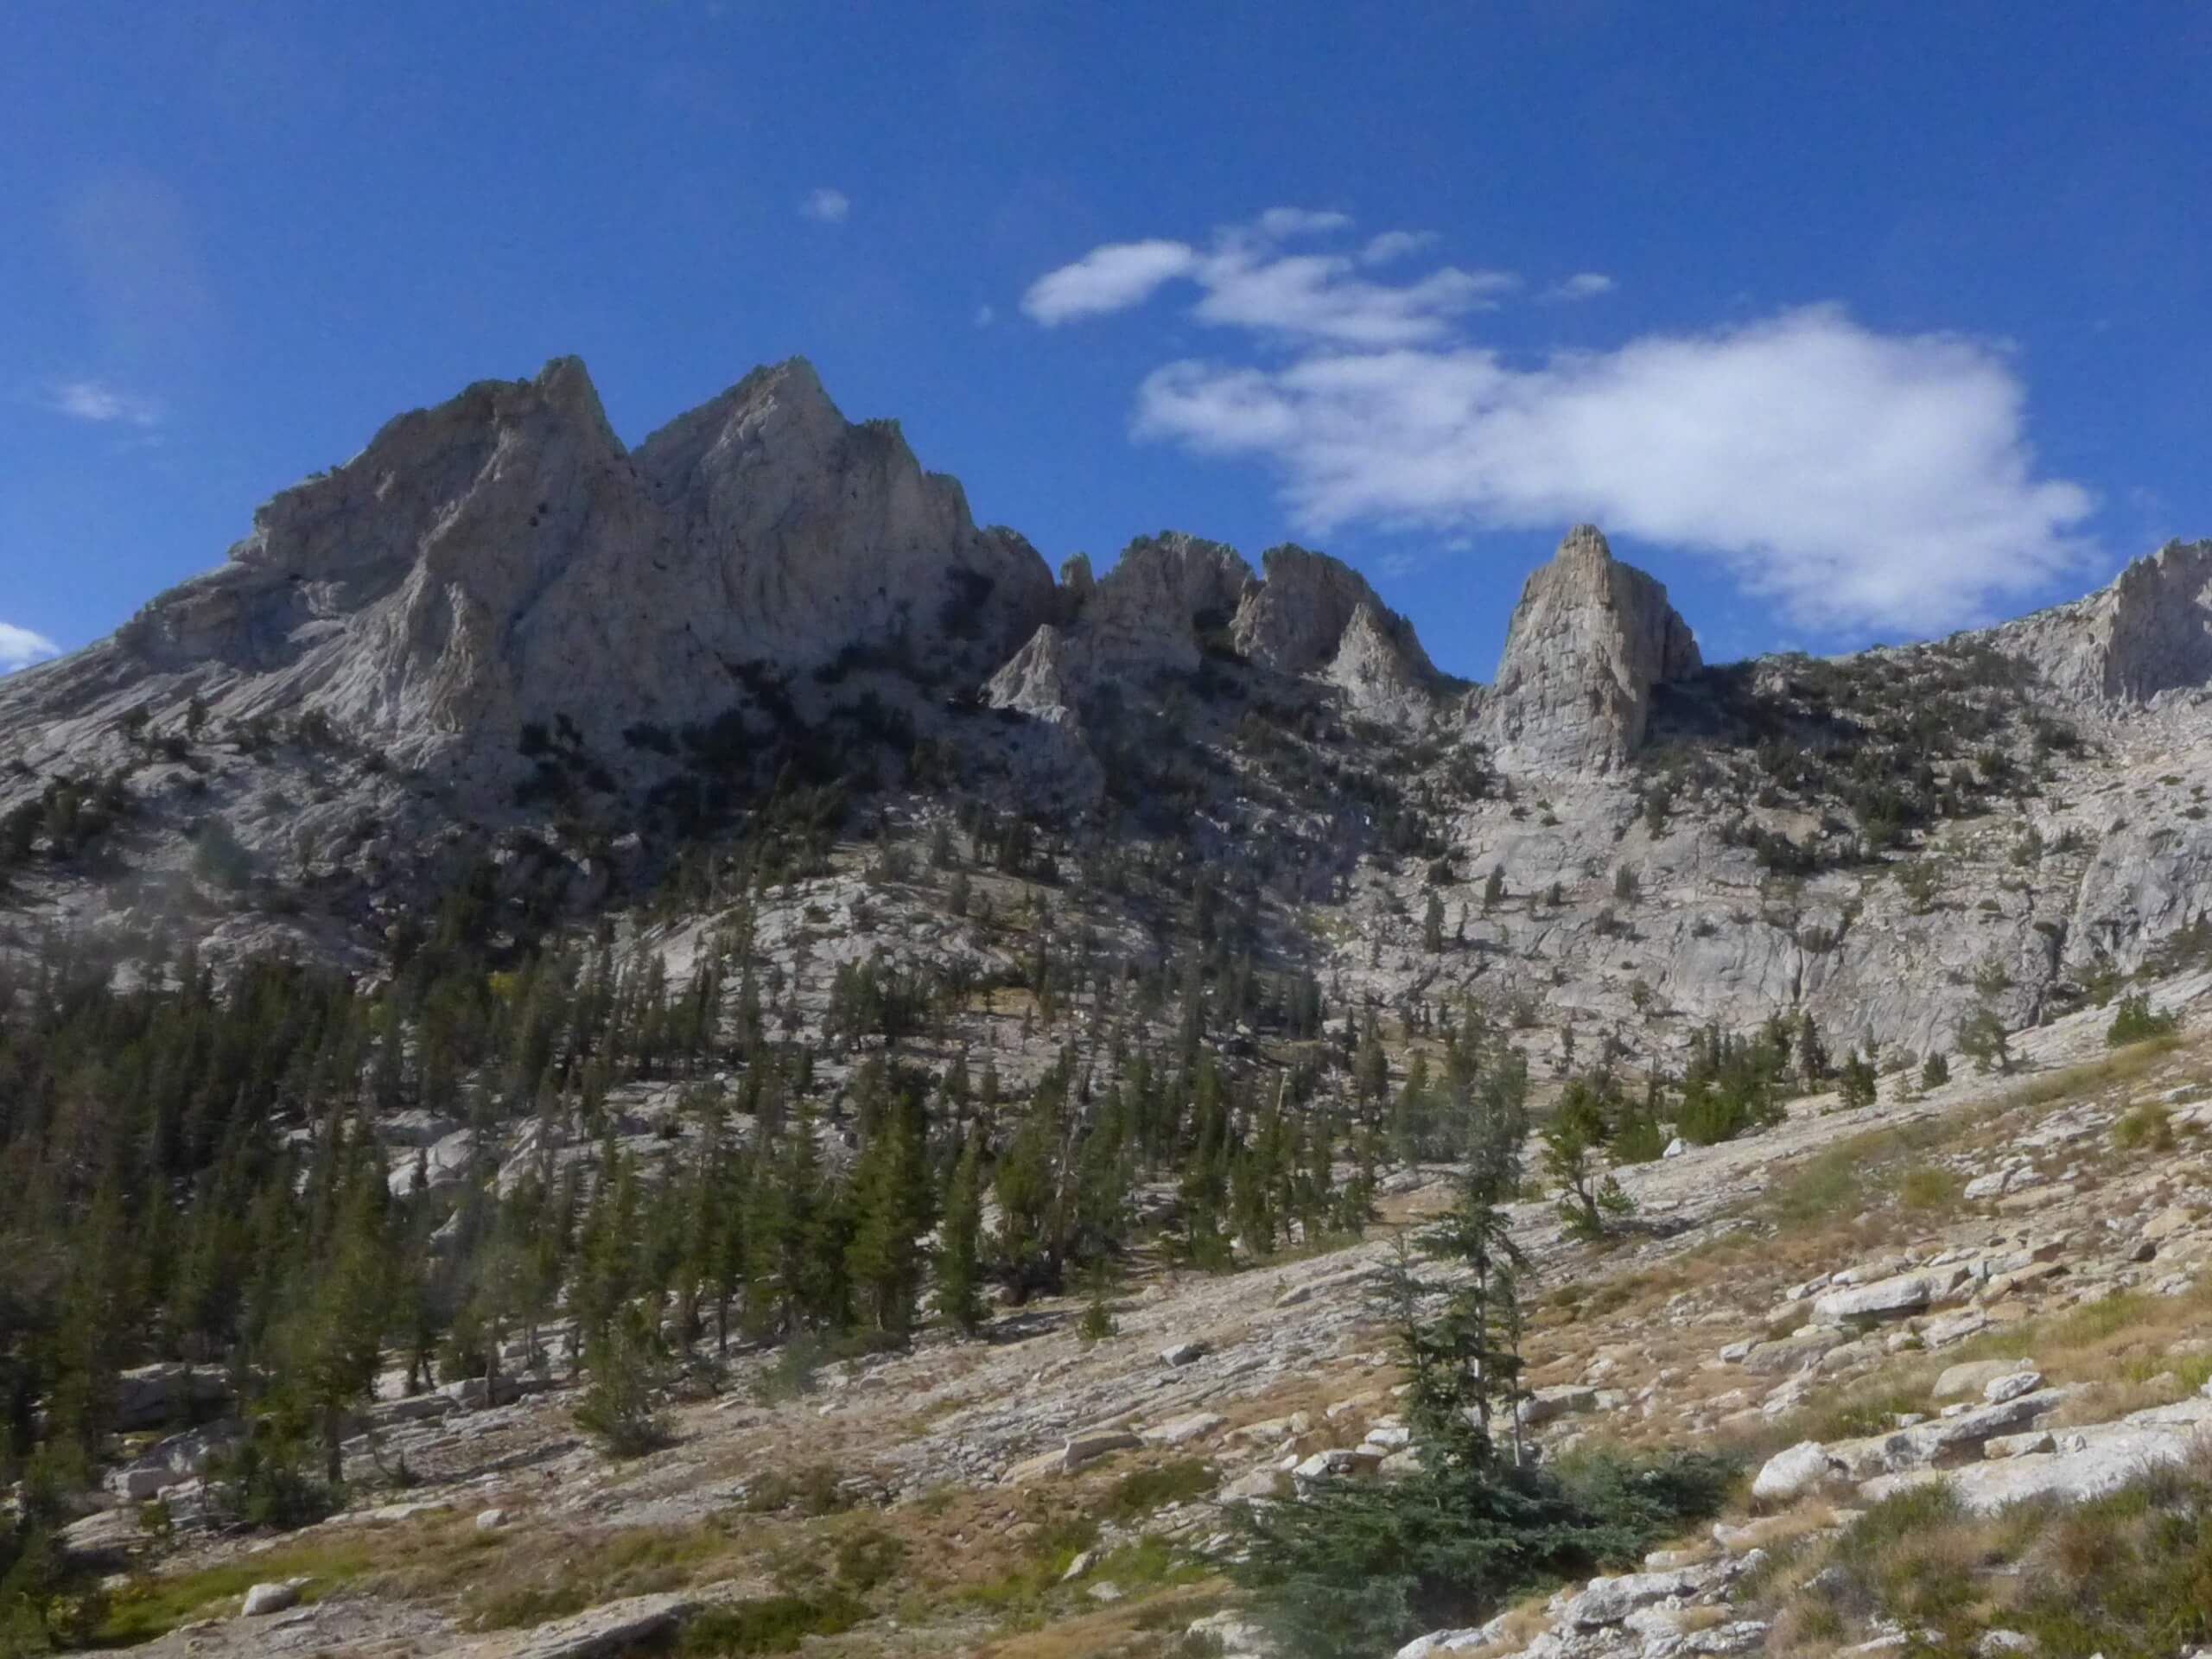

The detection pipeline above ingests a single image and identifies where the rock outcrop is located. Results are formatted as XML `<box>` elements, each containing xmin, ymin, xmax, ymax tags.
<box><xmin>986</xmin><ymin>533</ymin><xmax>1444</xmax><ymax>725</ymax></box>
<box><xmin>1478</xmin><ymin>524</ymin><xmax>1701</xmax><ymax>771</ymax></box>
<box><xmin>1231</xmin><ymin>543</ymin><xmax>1444</xmax><ymax>721</ymax></box>
<box><xmin>1999</xmin><ymin>537</ymin><xmax>2212</xmax><ymax>703</ymax></box>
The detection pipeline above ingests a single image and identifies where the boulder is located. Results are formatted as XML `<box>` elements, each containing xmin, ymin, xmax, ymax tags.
<box><xmin>1751</xmin><ymin>1440</ymin><xmax>1839</xmax><ymax>1504</ymax></box>
<box><xmin>1292</xmin><ymin>1447</ymin><xmax>1385</xmax><ymax>1482</ymax></box>
<box><xmin>112</xmin><ymin>1363</ymin><xmax>231</xmax><ymax>1433</ymax></box>
<box><xmin>1813</xmin><ymin>1268</ymin><xmax>1966</xmax><ymax>1325</ymax></box>
<box><xmin>1142</xmin><ymin>1412</ymin><xmax>1225</xmax><ymax>1447</ymax></box>
<box><xmin>1517</xmin><ymin>1385</ymin><xmax>1599</xmax><ymax>1427</ymax></box>
<box><xmin>467</xmin><ymin>1592</ymin><xmax>700</xmax><ymax>1659</ymax></box>
<box><xmin>1062</xmin><ymin>1430</ymin><xmax>1141</xmax><ymax>1472</ymax></box>
<box><xmin>1562</xmin><ymin>1567</ymin><xmax>1709</xmax><ymax>1627</ymax></box>
<box><xmin>1742</xmin><ymin>1329</ymin><xmax>1844</xmax><ymax>1376</ymax></box>
<box><xmin>1933</xmin><ymin>1359</ymin><xmax>2029</xmax><ymax>1400</ymax></box>
<box><xmin>1395</xmin><ymin>1630</ymin><xmax>1493</xmax><ymax>1656</ymax></box>
<box><xmin>241</xmin><ymin>1580</ymin><xmax>308</xmax><ymax>1618</ymax></box>
<box><xmin>1862</xmin><ymin>1423</ymin><xmax>2196</xmax><ymax>1514</ymax></box>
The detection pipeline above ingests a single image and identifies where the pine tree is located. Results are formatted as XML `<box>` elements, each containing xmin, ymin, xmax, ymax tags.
<box><xmin>1796</xmin><ymin>1014</ymin><xmax>1830</xmax><ymax>1085</ymax></box>
<box><xmin>1541</xmin><ymin>1077</ymin><xmax>1632</xmax><ymax>1241</ymax></box>
<box><xmin>934</xmin><ymin>1128</ymin><xmax>987</xmax><ymax>1336</ymax></box>
<box><xmin>575</xmin><ymin>1301</ymin><xmax>671</xmax><ymax>1457</ymax></box>
<box><xmin>289</xmin><ymin>1154</ymin><xmax>394</xmax><ymax>1484</ymax></box>
<box><xmin>844</xmin><ymin>1076</ymin><xmax>931</xmax><ymax>1337</ymax></box>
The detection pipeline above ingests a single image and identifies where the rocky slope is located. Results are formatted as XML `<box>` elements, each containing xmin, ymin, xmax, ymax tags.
<box><xmin>67</xmin><ymin>980</ymin><xmax>2212</xmax><ymax>1659</ymax></box>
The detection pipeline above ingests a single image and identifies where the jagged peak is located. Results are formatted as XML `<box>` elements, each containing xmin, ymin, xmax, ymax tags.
<box><xmin>1551</xmin><ymin>521</ymin><xmax>1618</xmax><ymax>568</ymax></box>
<box><xmin>632</xmin><ymin>357</ymin><xmax>851</xmax><ymax>494</ymax></box>
<box><xmin>1481</xmin><ymin>524</ymin><xmax>1701</xmax><ymax>772</ymax></box>
<box><xmin>1234</xmin><ymin>542</ymin><xmax>1438</xmax><ymax>684</ymax></box>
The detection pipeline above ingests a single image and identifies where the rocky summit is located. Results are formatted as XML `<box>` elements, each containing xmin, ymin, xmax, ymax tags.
<box><xmin>4</xmin><ymin>356</ymin><xmax>2212</xmax><ymax>1659</ymax></box>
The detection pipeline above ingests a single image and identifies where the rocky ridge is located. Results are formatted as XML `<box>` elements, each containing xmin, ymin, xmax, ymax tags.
<box><xmin>4</xmin><ymin>356</ymin><xmax>2212</xmax><ymax>1070</ymax></box>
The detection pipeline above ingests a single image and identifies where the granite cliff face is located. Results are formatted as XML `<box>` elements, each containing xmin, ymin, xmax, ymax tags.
<box><xmin>1477</xmin><ymin>524</ymin><xmax>1703</xmax><ymax>772</ymax></box>
<box><xmin>1996</xmin><ymin>537</ymin><xmax>2212</xmax><ymax>705</ymax></box>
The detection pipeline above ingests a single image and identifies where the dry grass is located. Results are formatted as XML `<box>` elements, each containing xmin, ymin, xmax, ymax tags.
<box><xmin>1743</xmin><ymin>1441</ymin><xmax>2212</xmax><ymax>1657</ymax></box>
<box><xmin>964</xmin><ymin>1582</ymin><xmax>1225</xmax><ymax>1658</ymax></box>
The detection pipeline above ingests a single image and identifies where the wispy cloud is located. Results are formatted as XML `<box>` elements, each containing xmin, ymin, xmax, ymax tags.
<box><xmin>1023</xmin><ymin>238</ymin><xmax>1199</xmax><ymax>323</ymax></box>
<box><xmin>46</xmin><ymin>378</ymin><xmax>162</xmax><ymax>427</ymax></box>
<box><xmin>1023</xmin><ymin>210</ymin><xmax>1517</xmax><ymax>344</ymax></box>
<box><xmin>974</xmin><ymin>303</ymin><xmax>996</xmax><ymax>327</ymax></box>
<box><xmin>1360</xmin><ymin>230</ymin><xmax>1435</xmax><ymax>266</ymax></box>
<box><xmin>1541</xmin><ymin>271</ymin><xmax>1616</xmax><ymax>302</ymax></box>
<box><xmin>800</xmin><ymin>187</ymin><xmax>850</xmax><ymax>224</ymax></box>
<box><xmin>0</xmin><ymin>622</ymin><xmax>60</xmax><ymax>673</ymax></box>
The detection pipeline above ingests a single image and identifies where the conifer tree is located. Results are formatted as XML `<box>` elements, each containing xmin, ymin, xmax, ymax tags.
<box><xmin>934</xmin><ymin>1128</ymin><xmax>986</xmax><ymax>1335</ymax></box>
<box><xmin>845</xmin><ymin>1074</ymin><xmax>931</xmax><ymax>1337</ymax></box>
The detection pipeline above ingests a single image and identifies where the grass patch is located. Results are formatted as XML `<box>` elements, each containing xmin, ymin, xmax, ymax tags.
<box><xmin>1089</xmin><ymin>1536</ymin><xmax>1208</xmax><ymax>1593</ymax></box>
<box><xmin>734</xmin><ymin>1462</ymin><xmax>854</xmax><ymax>1516</ymax></box>
<box><xmin>1746</xmin><ymin>1452</ymin><xmax>2212</xmax><ymax>1658</ymax></box>
<box><xmin>2113</xmin><ymin>1102</ymin><xmax>2175</xmax><ymax>1152</ymax></box>
<box><xmin>93</xmin><ymin>1540</ymin><xmax>383</xmax><ymax>1647</ymax></box>
<box><xmin>674</xmin><ymin>1590</ymin><xmax>865</xmax><ymax>1654</ymax></box>
<box><xmin>959</xmin><ymin>1516</ymin><xmax>1103</xmax><ymax>1615</ymax></box>
<box><xmin>1103</xmin><ymin>1460</ymin><xmax>1217</xmax><ymax>1523</ymax></box>
<box><xmin>1897</xmin><ymin>1162</ymin><xmax>1963</xmax><ymax>1211</ymax></box>
<box><xmin>1762</xmin><ymin>1122</ymin><xmax>1955</xmax><ymax>1230</ymax></box>
<box><xmin>1764</xmin><ymin>1141</ymin><xmax>1867</xmax><ymax>1228</ymax></box>
<box><xmin>1799</xmin><ymin>1380</ymin><xmax>1929</xmax><ymax>1444</ymax></box>
<box><xmin>462</xmin><ymin>1521</ymin><xmax>739</xmax><ymax>1630</ymax></box>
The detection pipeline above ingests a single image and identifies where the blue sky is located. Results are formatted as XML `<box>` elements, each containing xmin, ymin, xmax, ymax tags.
<box><xmin>3</xmin><ymin>2</ymin><xmax>2208</xmax><ymax>678</ymax></box>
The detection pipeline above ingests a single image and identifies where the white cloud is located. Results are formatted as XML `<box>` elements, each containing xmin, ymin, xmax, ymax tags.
<box><xmin>800</xmin><ymin>187</ymin><xmax>849</xmax><ymax>223</ymax></box>
<box><xmin>1361</xmin><ymin>230</ymin><xmax>1435</xmax><ymax>265</ymax></box>
<box><xmin>1023</xmin><ymin>238</ymin><xmax>1200</xmax><ymax>323</ymax></box>
<box><xmin>1134</xmin><ymin>303</ymin><xmax>2094</xmax><ymax>634</ymax></box>
<box><xmin>0</xmin><ymin>622</ymin><xmax>60</xmax><ymax>672</ymax></box>
<box><xmin>1024</xmin><ymin>212</ymin><xmax>1516</xmax><ymax>343</ymax></box>
<box><xmin>1191</xmin><ymin>251</ymin><xmax>1515</xmax><ymax>346</ymax></box>
<box><xmin>48</xmin><ymin>378</ymin><xmax>162</xmax><ymax>426</ymax></box>
<box><xmin>1256</xmin><ymin>207</ymin><xmax>1351</xmax><ymax>238</ymax></box>
<box><xmin>974</xmin><ymin>303</ymin><xmax>996</xmax><ymax>327</ymax></box>
<box><xmin>1542</xmin><ymin>271</ymin><xmax>1616</xmax><ymax>302</ymax></box>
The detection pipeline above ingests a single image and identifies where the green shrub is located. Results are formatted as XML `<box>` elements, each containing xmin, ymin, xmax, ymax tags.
<box><xmin>2106</xmin><ymin>993</ymin><xmax>2177</xmax><ymax>1049</ymax></box>
<box><xmin>1224</xmin><ymin>1449</ymin><xmax>1732</xmax><ymax>1659</ymax></box>
<box><xmin>675</xmin><ymin>1591</ymin><xmax>863</xmax><ymax>1654</ymax></box>
<box><xmin>1106</xmin><ymin>1459</ymin><xmax>1217</xmax><ymax>1522</ymax></box>
<box><xmin>574</xmin><ymin>1306</ymin><xmax>673</xmax><ymax>1457</ymax></box>
<box><xmin>735</xmin><ymin>1463</ymin><xmax>853</xmax><ymax>1517</ymax></box>
<box><xmin>2113</xmin><ymin>1103</ymin><xmax>2175</xmax><ymax>1153</ymax></box>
